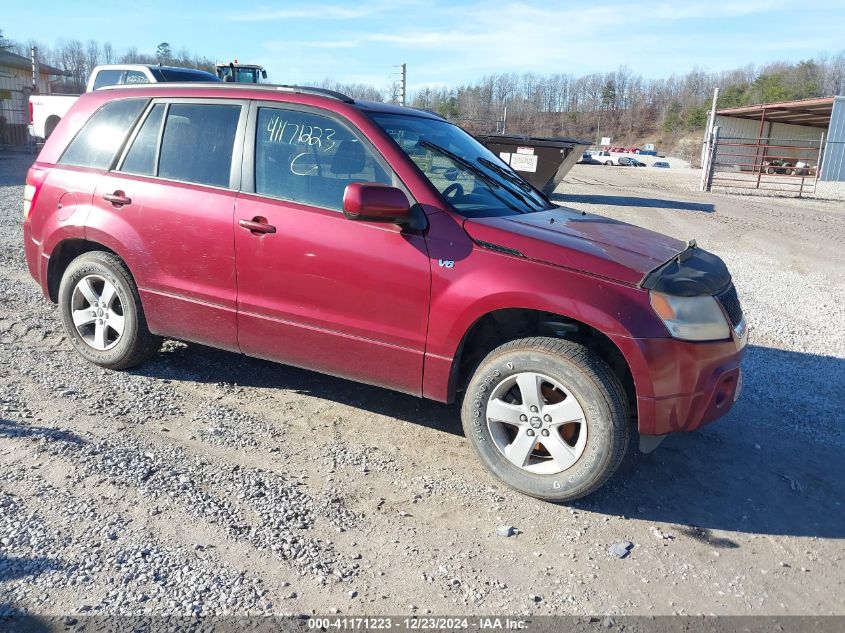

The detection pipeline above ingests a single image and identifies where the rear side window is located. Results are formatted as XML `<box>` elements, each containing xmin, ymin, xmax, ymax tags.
<box><xmin>123</xmin><ymin>70</ymin><xmax>149</xmax><ymax>85</ymax></box>
<box><xmin>155</xmin><ymin>68</ymin><xmax>219</xmax><ymax>82</ymax></box>
<box><xmin>59</xmin><ymin>98</ymin><xmax>148</xmax><ymax>169</ymax></box>
<box><xmin>91</xmin><ymin>69</ymin><xmax>123</xmax><ymax>90</ymax></box>
<box><xmin>157</xmin><ymin>104</ymin><xmax>240</xmax><ymax>187</ymax></box>
<box><xmin>120</xmin><ymin>104</ymin><xmax>165</xmax><ymax>175</ymax></box>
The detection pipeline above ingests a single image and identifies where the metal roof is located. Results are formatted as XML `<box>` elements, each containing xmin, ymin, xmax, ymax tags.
<box><xmin>717</xmin><ymin>96</ymin><xmax>836</xmax><ymax>129</ymax></box>
<box><xmin>0</xmin><ymin>50</ymin><xmax>69</xmax><ymax>77</ymax></box>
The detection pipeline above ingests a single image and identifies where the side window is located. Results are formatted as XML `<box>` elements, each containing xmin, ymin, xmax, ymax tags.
<box><xmin>59</xmin><ymin>99</ymin><xmax>148</xmax><ymax>170</ymax></box>
<box><xmin>120</xmin><ymin>104</ymin><xmax>165</xmax><ymax>176</ymax></box>
<box><xmin>255</xmin><ymin>107</ymin><xmax>392</xmax><ymax>211</ymax></box>
<box><xmin>157</xmin><ymin>104</ymin><xmax>240</xmax><ymax>188</ymax></box>
<box><xmin>122</xmin><ymin>70</ymin><xmax>149</xmax><ymax>85</ymax></box>
<box><xmin>91</xmin><ymin>69</ymin><xmax>123</xmax><ymax>90</ymax></box>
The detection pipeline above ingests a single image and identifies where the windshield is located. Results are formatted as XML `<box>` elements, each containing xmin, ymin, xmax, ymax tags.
<box><xmin>217</xmin><ymin>66</ymin><xmax>261</xmax><ymax>83</ymax></box>
<box><xmin>371</xmin><ymin>113</ymin><xmax>553</xmax><ymax>218</ymax></box>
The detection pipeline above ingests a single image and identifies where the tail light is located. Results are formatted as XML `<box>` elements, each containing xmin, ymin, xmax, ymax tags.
<box><xmin>28</xmin><ymin>100</ymin><xmax>34</xmax><ymax>125</ymax></box>
<box><xmin>24</xmin><ymin>167</ymin><xmax>47</xmax><ymax>221</ymax></box>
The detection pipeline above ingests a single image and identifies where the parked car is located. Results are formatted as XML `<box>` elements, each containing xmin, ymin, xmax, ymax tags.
<box><xmin>28</xmin><ymin>64</ymin><xmax>220</xmax><ymax>141</ymax></box>
<box><xmin>617</xmin><ymin>157</ymin><xmax>646</xmax><ymax>167</ymax></box>
<box><xmin>23</xmin><ymin>83</ymin><xmax>746</xmax><ymax>502</ymax></box>
<box><xmin>577</xmin><ymin>152</ymin><xmax>602</xmax><ymax>165</ymax></box>
<box><xmin>591</xmin><ymin>150</ymin><xmax>615</xmax><ymax>165</ymax></box>
<box><xmin>652</xmin><ymin>161</ymin><xmax>671</xmax><ymax>168</ymax></box>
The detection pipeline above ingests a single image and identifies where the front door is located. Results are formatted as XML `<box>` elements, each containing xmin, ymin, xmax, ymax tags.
<box><xmin>234</xmin><ymin>103</ymin><xmax>431</xmax><ymax>395</ymax></box>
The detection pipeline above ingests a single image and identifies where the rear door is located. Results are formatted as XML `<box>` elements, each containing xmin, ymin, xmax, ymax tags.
<box><xmin>233</xmin><ymin>102</ymin><xmax>431</xmax><ymax>395</ymax></box>
<box><xmin>87</xmin><ymin>99</ymin><xmax>247</xmax><ymax>351</ymax></box>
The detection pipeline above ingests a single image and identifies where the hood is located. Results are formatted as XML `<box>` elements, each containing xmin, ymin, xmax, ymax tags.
<box><xmin>463</xmin><ymin>207</ymin><xmax>686</xmax><ymax>285</ymax></box>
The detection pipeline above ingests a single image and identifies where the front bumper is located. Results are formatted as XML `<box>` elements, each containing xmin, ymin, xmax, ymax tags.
<box><xmin>617</xmin><ymin>329</ymin><xmax>746</xmax><ymax>436</ymax></box>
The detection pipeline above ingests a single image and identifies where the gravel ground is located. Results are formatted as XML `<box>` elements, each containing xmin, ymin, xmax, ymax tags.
<box><xmin>1</xmin><ymin>152</ymin><xmax>843</xmax><ymax>618</ymax></box>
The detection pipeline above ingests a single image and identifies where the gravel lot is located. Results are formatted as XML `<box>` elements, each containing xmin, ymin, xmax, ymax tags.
<box><xmin>1</xmin><ymin>152</ymin><xmax>843</xmax><ymax>618</ymax></box>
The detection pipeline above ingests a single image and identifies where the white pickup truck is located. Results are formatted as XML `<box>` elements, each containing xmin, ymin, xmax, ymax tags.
<box><xmin>29</xmin><ymin>64</ymin><xmax>219</xmax><ymax>140</ymax></box>
<box><xmin>589</xmin><ymin>150</ymin><xmax>616</xmax><ymax>165</ymax></box>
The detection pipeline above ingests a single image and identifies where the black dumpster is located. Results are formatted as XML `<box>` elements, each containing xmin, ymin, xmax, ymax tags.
<box><xmin>477</xmin><ymin>135</ymin><xmax>591</xmax><ymax>196</ymax></box>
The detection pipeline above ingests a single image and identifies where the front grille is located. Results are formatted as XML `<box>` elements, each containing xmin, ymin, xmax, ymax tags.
<box><xmin>716</xmin><ymin>284</ymin><xmax>743</xmax><ymax>328</ymax></box>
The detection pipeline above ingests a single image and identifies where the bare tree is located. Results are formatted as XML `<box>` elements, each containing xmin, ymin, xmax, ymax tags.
<box><xmin>56</xmin><ymin>39</ymin><xmax>88</xmax><ymax>91</ymax></box>
<box><xmin>85</xmin><ymin>40</ymin><xmax>101</xmax><ymax>76</ymax></box>
<box><xmin>102</xmin><ymin>41</ymin><xmax>115</xmax><ymax>64</ymax></box>
<box><xmin>4</xmin><ymin>29</ymin><xmax>844</xmax><ymax>145</ymax></box>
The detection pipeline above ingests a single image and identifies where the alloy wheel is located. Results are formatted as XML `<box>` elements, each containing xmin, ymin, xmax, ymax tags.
<box><xmin>70</xmin><ymin>274</ymin><xmax>125</xmax><ymax>351</ymax></box>
<box><xmin>486</xmin><ymin>372</ymin><xmax>587</xmax><ymax>475</ymax></box>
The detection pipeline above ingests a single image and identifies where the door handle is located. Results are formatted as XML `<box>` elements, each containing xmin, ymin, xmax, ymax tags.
<box><xmin>103</xmin><ymin>191</ymin><xmax>131</xmax><ymax>206</ymax></box>
<box><xmin>239</xmin><ymin>217</ymin><xmax>276</xmax><ymax>235</ymax></box>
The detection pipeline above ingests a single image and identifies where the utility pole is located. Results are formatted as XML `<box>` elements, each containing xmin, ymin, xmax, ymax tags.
<box><xmin>31</xmin><ymin>46</ymin><xmax>39</xmax><ymax>92</ymax></box>
<box><xmin>400</xmin><ymin>63</ymin><xmax>406</xmax><ymax>107</ymax></box>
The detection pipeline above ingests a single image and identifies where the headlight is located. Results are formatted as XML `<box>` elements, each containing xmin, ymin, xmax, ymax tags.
<box><xmin>649</xmin><ymin>291</ymin><xmax>731</xmax><ymax>341</ymax></box>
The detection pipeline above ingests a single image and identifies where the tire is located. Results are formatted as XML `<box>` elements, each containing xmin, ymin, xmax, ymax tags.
<box><xmin>58</xmin><ymin>251</ymin><xmax>161</xmax><ymax>370</ymax></box>
<box><xmin>461</xmin><ymin>337</ymin><xmax>630</xmax><ymax>502</ymax></box>
<box><xmin>44</xmin><ymin>116</ymin><xmax>61</xmax><ymax>140</ymax></box>
<box><xmin>604</xmin><ymin>161</ymin><xmax>613</xmax><ymax>166</ymax></box>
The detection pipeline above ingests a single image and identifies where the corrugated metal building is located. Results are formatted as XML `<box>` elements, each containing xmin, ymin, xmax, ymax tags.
<box><xmin>712</xmin><ymin>96</ymin><xmax>845</xmax><ymax>182</ymax></box>
<box><xmin>825</xmin><ymin>97</ymin><xmax>845</xmax><ymax>181</ymax></box>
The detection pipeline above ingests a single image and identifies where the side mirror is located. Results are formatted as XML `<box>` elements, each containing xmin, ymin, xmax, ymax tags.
<box><xmin>343</xmin><ymin>183</ymin><xmax>412</xmax><ymax>225</ymax></box>
<box><xmin>261</xmin><ymin>69</ymin><xmax>268</xmax><ymax>79</ymax></box>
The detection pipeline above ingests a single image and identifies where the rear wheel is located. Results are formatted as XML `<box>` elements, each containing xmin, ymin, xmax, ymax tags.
<box><xmin>44</xmin><ymin>116</ymin><xmax>61</xmax><ymax>140</ymax></box>
<box><xmin>58</xmin><ymin>252</ymin><xmax>161</xmax><ymax>370</ymax></box>
<box><xmin>461</xmin><ymin>337</ymin><xmax>629</xmax><ymax>502</ymax></box>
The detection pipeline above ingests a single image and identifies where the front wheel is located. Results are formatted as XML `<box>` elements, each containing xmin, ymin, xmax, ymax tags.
<box><xmin>461</xmin><ymin>337</ymin><xmax>630</xmax><ymax>502</ymax></box>
<box><xmin>58</xmin><ymin>251</ymin><xmax>161</xmax><ymax>370</ymax></box>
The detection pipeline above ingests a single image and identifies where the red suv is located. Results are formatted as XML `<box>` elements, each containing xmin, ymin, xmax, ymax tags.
<box><xmin>23</xmin><ymin>84</ymin><xmax>747</xmax><ymax>501</ymax></box>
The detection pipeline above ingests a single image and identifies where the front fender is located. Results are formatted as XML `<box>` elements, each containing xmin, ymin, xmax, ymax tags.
<box><xmin>421</xmin><ymin>217</ymin><xmax>668</xmax><ymax>402</ymax></box>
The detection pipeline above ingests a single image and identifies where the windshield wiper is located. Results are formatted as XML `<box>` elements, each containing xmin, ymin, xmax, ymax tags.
<box><xmin>418</xmin><ymin>141</ymin><xmax>501</xmax><ymax>189</ymax></box>
<box><xmin>418</xmin><ymin>140</ymin><xmax>534</xmax><ymax>211</ymax></box>
<box><xmin>476</xmin><ymin>157</ymin><xmax>532</xmax><ymax>191</ymax></box>
<box><xmin>476</xmin><ymin>157</ymin><xmax>551</xmax><ymax>209</ymax></box>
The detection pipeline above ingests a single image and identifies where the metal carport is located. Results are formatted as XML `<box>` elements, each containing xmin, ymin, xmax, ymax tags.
<box><xmin>701</xmin><ymin>95</ymin><xmax>845</xmax><ymax>196</ymax></box>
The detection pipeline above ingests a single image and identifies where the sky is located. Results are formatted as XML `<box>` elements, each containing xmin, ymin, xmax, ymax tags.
<box><xmin>4</xmin><ymin>0</ymin><xmax>844</xmax><ymax>92</ymax></box>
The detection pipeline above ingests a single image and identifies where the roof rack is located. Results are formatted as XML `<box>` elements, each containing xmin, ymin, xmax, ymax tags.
<box><xmin>274</xmin><ymin>85</ymin><xmax>354</xmax><ymax>103</ymax></box>
<box><xmin>99</xmin><ymin>82</ymin><xmax>354</xmax><ymax>103</ymax></box>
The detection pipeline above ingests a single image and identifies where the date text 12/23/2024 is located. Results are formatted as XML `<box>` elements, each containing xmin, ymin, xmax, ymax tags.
<box><xmin>307</xmin><ymin>617</ymin><xmax>528</xmax><ymax>630</ymax></box>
